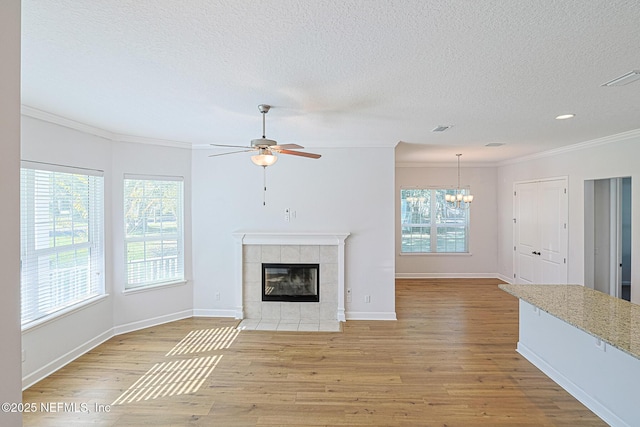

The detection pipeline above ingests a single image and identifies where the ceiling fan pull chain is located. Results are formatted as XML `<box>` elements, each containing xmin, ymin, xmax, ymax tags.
<box><xmin>263</xmin><ymin>165</ymin><xmax>267</xmax><ymax>206</ymax></box>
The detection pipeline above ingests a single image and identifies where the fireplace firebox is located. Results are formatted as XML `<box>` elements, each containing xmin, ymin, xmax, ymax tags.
<box><xmin>262</xmin><ymin>263</ymin><xmax>320</xmax><ymax>302</ymax></box>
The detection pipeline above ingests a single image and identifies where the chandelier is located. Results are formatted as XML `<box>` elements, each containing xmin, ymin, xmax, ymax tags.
<box><xmin>445</xmin><ymin>154</ymin><xmax>474</xmax><ymax>207</ymax></box>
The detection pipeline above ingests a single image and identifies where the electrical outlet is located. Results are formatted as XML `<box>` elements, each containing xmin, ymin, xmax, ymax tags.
<box><xmin>365</xmin><ymin>295</ymin><xmax>371</xmax><ymax>303</ymax></box>
<box><xmin>215</xmin><ymin>292</ymin><xmax>221</xmax><ymax>301</ymax></box>
<box><xmin>346</xmin><ymin>288</ymin><xmax>352</xmax><ymax>303</ymax></box>
<box><xmin>284</xmin><ymin>208</ymin><xmax>290</xmax><ymax>222</ymax></box>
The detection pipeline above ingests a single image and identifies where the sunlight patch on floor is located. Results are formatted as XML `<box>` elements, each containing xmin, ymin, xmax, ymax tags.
<box><xmin>112</xmin><ymin>355</ymin><xmax>222</xmax><ymax>405</ymax></box>
<box><xmin>166</xmin><ymin>326</ymin><xmax>240</xmax><ymax>356</ymax></box>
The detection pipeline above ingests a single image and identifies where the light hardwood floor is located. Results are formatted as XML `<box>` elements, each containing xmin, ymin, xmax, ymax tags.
<box><xmin>22</xmin><ymin>279</ymin><xmax>606</xmax><ymax>426</ymax></box>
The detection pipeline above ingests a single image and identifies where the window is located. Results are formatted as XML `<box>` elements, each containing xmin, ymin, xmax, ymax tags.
<box><xmin>20</xmin><ymin>162</ymin><xmax>105</xmax><ymax>327</ymax></box>
<box><xmin>400</xmin><ymin>188</ymin><xmax>469</xmax><ymax>253</ymax></box>
<box><xmin>124</xmin><ymin>175</ymin><xmax>184</xmax><ymax>289</ymax></box>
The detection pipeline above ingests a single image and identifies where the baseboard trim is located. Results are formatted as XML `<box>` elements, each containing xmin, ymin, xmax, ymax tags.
<box><xmin>24</xmin><ymin>310</ymin><xmax>197</xmax><ymax>389</ymax></box>
<box><xmin>496</xmin><ymin>273</ymin><xmax>513</xmax><ymax>284</ymax></box>
<box><xmin>22</xmin><ymin>328</ymin><xmax>114</xmax><ymax>390</ymax></box>
<box><xmin>193</xmin><ymin>308</ymin><xmax>239</xmax><ymax>318</ymax></box>
<box><xmin>395</xmin><ymin>272</ymin><xmax>503</xmax><ymax>279</ymax></box>
<box><xmin>517</xmin><ymin>342</ymin><xmax>628</xmax><ymax>427</ymax></box>
<box><xmin>113</xmin><ymin>310</ymin><xmax>194</xmax><ymax>336</ymax></box>
<box><xmin>345</xmin><ymin>311</ymin><xmax>397</xmax><ymax>321</ymax></box>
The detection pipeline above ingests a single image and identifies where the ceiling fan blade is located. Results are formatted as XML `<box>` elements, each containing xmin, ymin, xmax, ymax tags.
<box><xmin>210</xmin><ymin>143</ymin><xmax>253</xmax><ymax>149</ymax></box>
<box><xmin>278</xmin><ymin>149</ymin><xmax>321</xmax><ymax>159</ymax></box>
<box><xmin>272</xmin><ymin>143</ymin><xmax>304</xmax><ymax>150</ymax></box>
<box><xmin>208</xmin><ymin>149</ymin><xmax>255</xmax><ymax>157</ymax></box>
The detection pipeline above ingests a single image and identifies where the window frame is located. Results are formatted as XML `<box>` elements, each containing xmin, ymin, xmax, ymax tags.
<box><xmin>123</xmin><ymin>174</ymin><xmax>185</xmax><ymax>291</ymax></box>
<box><xmin>400</xmin><ymin>186</ymin><xmax>471</xmax><ymax>254</ymax></box>
<box><xmin>20</xmin><ymin>161</ymin><xmax>105</xmax><ymax>329</ymax></box>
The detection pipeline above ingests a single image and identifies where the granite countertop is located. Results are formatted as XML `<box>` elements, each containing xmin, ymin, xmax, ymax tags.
<box><xmin>499</xmin><ymin>284</ymin><xmax>640</xmax><ymax>361</ymax></box>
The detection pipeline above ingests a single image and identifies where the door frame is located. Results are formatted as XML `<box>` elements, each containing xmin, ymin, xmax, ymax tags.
<box><xmin>584</xmin><ymin>176</ymin><xmax>631</xmax><ymax>298</ymax></box>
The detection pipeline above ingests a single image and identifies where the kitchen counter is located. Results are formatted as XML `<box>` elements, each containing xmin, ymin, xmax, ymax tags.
<box><xmin>499</xmin><ymin>284</ymin><xmax>640</xmax><ymax>360</ymax></box>
<box><xmin>500</xmin><ymin>283</ymin><xmax>640</xmax><ymax>427</ymax></box>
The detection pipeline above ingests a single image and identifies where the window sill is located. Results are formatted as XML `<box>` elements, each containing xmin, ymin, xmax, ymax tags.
<box><xmin>123</xmin><ymin>280</ymin><xmax>188</xmax><ymax>295</ymax></box>
<box><xmin>22</xmin><ymin>294</ymin><xmax>109</xmax><ymax>333</ymax></box>
<box><xmin>400</xmin><ymin>252</ymin><xmax>473</xmax><ymax>256</ymax></box>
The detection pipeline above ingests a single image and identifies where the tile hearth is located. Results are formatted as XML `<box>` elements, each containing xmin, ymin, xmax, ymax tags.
<box><xmin>237</xmin><ymin>319</ymin><xmax>342</xmax><ymax>332</ymax></box>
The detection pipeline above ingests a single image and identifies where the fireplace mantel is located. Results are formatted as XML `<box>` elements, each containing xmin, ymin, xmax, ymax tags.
<box><xmin>233</xmin><ymin>232</ymin><xmax>350</xmax><ymax>322</ymax></box>
<box><xmin>234</xmin><ymin>232</ymin><xmax>350</xmax><ymax>246</ymax></box>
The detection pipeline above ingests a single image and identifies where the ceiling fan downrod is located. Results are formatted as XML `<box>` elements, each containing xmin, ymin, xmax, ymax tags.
<box><xmin>258</xmin><ymin>104</ymin><xmax>271</xmax><ymax>139</ymax></box>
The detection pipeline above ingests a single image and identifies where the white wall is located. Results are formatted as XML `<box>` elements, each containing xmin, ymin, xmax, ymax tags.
<box><xmin>395</xmin><ymin>165</ymin><xmax>498</xmax><ymax>277</ymax></box>
<box><xmin>20</xmin><ymin>116</ymin><xmax>194</xmax><ymax>386</ymax></box>
<box><xmin>497</xmin><ymin>131</ymin><xmax>640</xmax><ymax>304</ymax></box>
<box><xmin>20</xmin><ymin>116</ymin><xmax>115</xmax><ymax>387</ymax></box>
<box><xmin>110</xmin><ymin>141</ymin><xmax>193</xmax><ymax>332</ymax></box>
<box><xmin>0</xmin><ymin>0</ymin><xmax>23</xmax><ymax>425</ymax></box>
<box><xmin>192</xmin><ymin>147</ymin><xmax>396</xmax><ymax>320</ymax></box>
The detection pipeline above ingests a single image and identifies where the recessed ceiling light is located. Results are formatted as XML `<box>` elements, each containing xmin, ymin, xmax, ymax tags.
<box><xmin>432</xmin><ymin>125</ymin><xmax>453</xmax><ymax>132</ymax></box>
<box><xmin>555</xmin><ymin>114</ymin><xmax>575</xmax><ymax>120</ymax></box>
<box><xmin>601</xmin><ymin>70</ymin><xmax>640</xmax><ymax>87</ymax></box>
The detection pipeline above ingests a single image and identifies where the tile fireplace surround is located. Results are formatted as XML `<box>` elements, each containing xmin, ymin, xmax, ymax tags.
<box><xmin>233</xmin><ymin>232</ymin><xmax>349</xmax><ymax>332</ymax></box>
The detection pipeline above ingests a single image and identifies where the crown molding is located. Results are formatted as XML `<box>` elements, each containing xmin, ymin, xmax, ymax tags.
<box><xmin>112</xmin><ymin>133</ymin><xmax>192</xmax><ymax>149</ymax></box>
<box><xmin>21</xmin><ymin>106</ymin><xmax>389</xmax><ymax>150</ymax></box>
<box><xmin>22</xmin><ymin>105</ymin><xmax>640</xmax><ymax>159</ymax></box>
<box><xmin>21</xmin><ymin>105</ymin><xmax>115</xmax><ymax>141</ymax></box>
<box><xmin>395</xmin><ymin>161</ymin><xmax>500</xmax><ymax>168</ymax></box>
<box><xmin>21</xmin><ymin>105</ymin><xmax>191</xmax><ymax>149</ymax></box>
<box><xmin>193</xmin><ymin>143</ymin><xmax>397</xmax><ymax>150</ymax></box>
<box><xmin>396</xmin><ymin>128</ymin><xmax>640</xmax><ymax>168</ymax></box>
<box><xmin>499</xmin><ymin>128</ymin><xmax>640</xmax><ymax>166</ymax></box>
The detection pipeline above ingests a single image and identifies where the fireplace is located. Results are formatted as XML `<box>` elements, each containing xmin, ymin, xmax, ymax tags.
<box><xmin>262</xmin><ymin>263</ymin><xmax>320</xmax><ymax>302</ymax></box>
<box><xmin>233</xmin><ymin>232</ymin><xmax>350</xmax><ymax>322</ymax></box>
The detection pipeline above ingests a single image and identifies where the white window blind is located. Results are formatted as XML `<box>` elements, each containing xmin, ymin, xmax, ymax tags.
<box><xmin>400</xmin><ymin>188</ymin><xmax>470</xmax><ymax>253</ymax></box>
<box><xmin>124</xmin><ymin>175</ymin><xmax>184</xmax><ymax>289</ymax></box>
<box><xmin>20</xmin><ymin>163</ymin><xmax>105</xmax><ymax>327</ymax></box>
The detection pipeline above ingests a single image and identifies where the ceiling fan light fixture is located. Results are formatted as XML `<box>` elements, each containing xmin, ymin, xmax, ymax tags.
<box><xmin>251</xmin><ymin>153</ymin><xmax>278</xmax><ymax>167</ymax></box>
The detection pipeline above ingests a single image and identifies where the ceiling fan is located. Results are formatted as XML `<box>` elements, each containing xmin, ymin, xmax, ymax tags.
<box><xmin>209</xmin><ymin>104</ymin><xmax>321</xmax><ymax>166</ymax></box>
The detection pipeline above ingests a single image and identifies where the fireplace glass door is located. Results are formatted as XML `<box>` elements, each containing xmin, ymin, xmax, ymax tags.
<box><xmin>262</xmin><ymin>263</ymin><xmax>319</xmax><ymax>302</ymax></box>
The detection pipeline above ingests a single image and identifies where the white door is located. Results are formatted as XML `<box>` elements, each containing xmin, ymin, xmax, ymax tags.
<box><xmin>514</xmin><ymin>182</ymin><xmax>538</xmax><ymax>284</ymax></box>
<box><xmin>514</xmin><ymin>178</ymin><xmax>568</xmax><ymax>284</ymax></box>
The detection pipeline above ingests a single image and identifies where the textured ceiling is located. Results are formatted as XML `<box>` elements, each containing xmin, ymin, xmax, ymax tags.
<box><xmin>21</xmin><ymin>0</ymin><xmax>640</xmax><ymax>163</ymax></box>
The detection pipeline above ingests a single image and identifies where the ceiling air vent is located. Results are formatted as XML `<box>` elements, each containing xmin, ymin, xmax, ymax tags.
<box><xmin>601</xmin><ymin>70</ymin><xmax>640</xmax><ymax>87</ymax></box>
<box><xmin>485</xmin><ymin>142</ymin><xmax>505</xmax><ymax>147</ymax></box>
<box><xmin>432</xmin><ymin>125</ymin><xmax>452</xmax><ymax>132</ymax></box>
